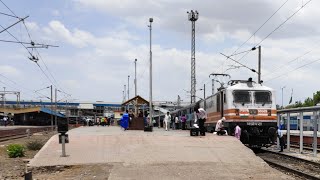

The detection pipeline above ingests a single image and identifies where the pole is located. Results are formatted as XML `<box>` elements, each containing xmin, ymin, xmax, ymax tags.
<box><xmin>299</xmin><ymin>112</ymin><xmax>303</xmax><ymax>154</ymax></box>
<box><xmin>135</xmin><ymin>59</ymin><xmax>137</xmax><ymax>97</ymax></box>
<box><xmin>124</xmin><ymin>85</ymin><xmax>126</xmax><ymax>102</ymax></box>
<box><xmin>149</xmin><ymin>17</ymin><xmax>153</xmax><ymax>126</ymax></box>
<box><xmin>135</xmin><ymin>59</ymin><xmax>138</xmax><ymax>116</ymax></box>
<box><xmin>313</xmin><ymin>111</ymin><xmax>318</xmax><ymax>157</ymax></box>
<box><xmin>55</xmin><ymin>88</ymin><xmax>57</xmax><ymax>131</ymax></box>
<box><xmin>50</xmin><ymin>85</ymin><xmax>53</xmax><ymax>131</ymax></box>
<box><xmin>258</xmin><ymin>46</ymin><xmax>261</xmax><ymax>84</ymax></box>
<box><xmin>128</xmin><ymin>75</ymin><xmax>130</xmax><ymax>100</ymax></box>
<box><xmin>204</xmin><ymin>84</ymin><xmax>206</xmax><ymax>110</ymax></box>
<box><xmin>3</xmin><ymin>87</ymin><xmax>5</xmax><ymax>107</ymax></box>
<box><xmin>286</xmin><ymin>112</ymin><xmax>290</xmax><ymax>151</ymax></box>
<box><xmin>282</xmin><ymin>88</ymin><xmax>283</xmax><ymax>108</ymax></box>
<box><xmin>61</xmin><ymin>134</ymin><xmax>66</xmax><ymax>157</ymax></box>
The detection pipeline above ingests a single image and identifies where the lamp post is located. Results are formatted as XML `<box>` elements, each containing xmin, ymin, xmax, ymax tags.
<box><xmin>148</xmin><ymin>17</ymin><xmax>153</xmax><ymax>126</ymax></box>
<box><xmin>199</xmin><ymin>84</ymin><xmax>206</xmax><ymax>110</ymax></box>
<box><xmin>281</xmin><ymin>86</ymin><xmax>286</xmax><ymax>109</ymax></box>
<box><xmin>134</xmin><ymin>59</ymin><xmax>137</xmax><ymax>97</ymax></box>
<box><xmin>127</xmin><ymin>75</ymin><xmax>130</xmax><ymax>101</ymax></box>
<box><xmin>134</xmin><ymin>58</ymin><xmax>138</xmax><ymax>116</ymax></box>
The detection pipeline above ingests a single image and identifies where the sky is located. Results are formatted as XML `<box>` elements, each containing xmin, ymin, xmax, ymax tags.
<box><xmin>0</xmin><ymin>0</ymin><xmax>320</xmax><ymax>106</ymax></box>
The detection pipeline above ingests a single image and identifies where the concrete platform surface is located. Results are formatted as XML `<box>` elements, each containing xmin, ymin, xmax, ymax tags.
<box><xmin>29</xmin><ymin>126</ymin><xmax>293</xmax><ymax>179</ymax></box>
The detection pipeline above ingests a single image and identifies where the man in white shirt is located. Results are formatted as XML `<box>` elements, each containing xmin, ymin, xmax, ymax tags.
<box><xmin>277</xmin><ymin>126</ymin><xmax>284</xmax><ymax>152</ymax></box>
<box><xmin>194</xmin><ymin>106</ymin><xmax>207</xmax><ymax>136</ymax></box>
<box><xmin>164</xmin><ymin>112</ymin><xmax>171</xmax><ymax>131</ymax></box>
<box><xmin>215</xmin><ymin>117</ymin><xmax>227</xmax><ymax>135</ymax></box>
<box><xmin>3</xmin><ymin>116</ymin><xmax>8</xmax><ymax>127</ymax></box>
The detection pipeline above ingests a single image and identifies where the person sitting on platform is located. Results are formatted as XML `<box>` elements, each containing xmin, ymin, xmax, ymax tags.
<box><xmin>215</xmin><ymin>117</ymin><xmax>227</xmax><ymax>135</ymax></box>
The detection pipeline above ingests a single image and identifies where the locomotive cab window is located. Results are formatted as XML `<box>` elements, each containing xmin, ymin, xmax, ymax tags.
<box><xmin>254</xmin><ymin>91</ymin><xmax>271</xmax><ymax>105</ymax></box>
<box><xmin>233</xmin><ymin>90</ymin><xmax>251</xmax><ymax>104</ymax></box>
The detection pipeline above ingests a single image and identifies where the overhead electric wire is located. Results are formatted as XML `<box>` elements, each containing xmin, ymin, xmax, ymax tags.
<box><xmin>211</xmin><ymin>0</ymin><xmax>289</xmax><ymax>75</ymax></box>
<box><xmin>265</xmin><ymin>58</ymin><xmax>320</xmax><ymax>82</ymax></box>
<box><xmin>0</xmin><ymin>24</ymin><xmax>33</xmax><ymax>56</ymax></box>
<box><xmin>0</xmin><ymin>11</ymin><xmax>18</xmax><ymax>18</ymax></box>
<box><xmin>230</xmin><ymin>0</ymin><xmax>289</xmax><ymax>56</ymax></box>
<box><xmin>263</xmin><ymin>51</ymin><xmax>311</xmax><ymax>78</ymax></box>
<box><xmin>231</xmin><ymin>0</ymin><xmax>313</xmax><ymax>65</ymax></box>
<box><xmin>0</xmin><ymin>74</ymin><xmax>43</xmax><ymax>100</ymax></box>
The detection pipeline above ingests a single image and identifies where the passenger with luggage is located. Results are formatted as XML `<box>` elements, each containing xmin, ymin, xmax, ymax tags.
<box><xmin>193</xmin><ymin>105</ymin><xmax>207</xmax><ymax>136</ymax></box>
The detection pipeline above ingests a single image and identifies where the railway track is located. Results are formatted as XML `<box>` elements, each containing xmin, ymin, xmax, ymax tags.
<box><xmin>0</xmin><ymin>126</ymin><xmax>52</xmax><ymax>142</ymax></box>
<box><xmin>256</xmin><ymin>150</ymin><xmax>320</xmax><ymax>180</ymax></box>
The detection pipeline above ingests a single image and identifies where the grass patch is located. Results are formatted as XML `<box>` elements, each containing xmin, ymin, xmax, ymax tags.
<box><xmin>7</xmin><ymin>144</ymin><xmax>25</xmax><ymax>158</ymax></box>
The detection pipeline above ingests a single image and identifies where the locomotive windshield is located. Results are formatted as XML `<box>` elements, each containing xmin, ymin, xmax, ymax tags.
<box><xmin>233</xmin><ymin>90</ymin><xmax>251</xmax><ymax>103</ymax></box>
<box><xmin>254</xmin><ymin>91</ymin><xmax>271</xmax><ymax>104</ymax></box>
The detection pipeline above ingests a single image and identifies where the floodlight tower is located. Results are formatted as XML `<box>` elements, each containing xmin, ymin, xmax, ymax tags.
<box><xmin>187</xmin><ymin>10</ymin><xmax>199</xmax><ymax>104</ymax></box>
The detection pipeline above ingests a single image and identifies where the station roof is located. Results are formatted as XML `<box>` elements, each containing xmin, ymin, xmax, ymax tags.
<box><xmin>122</xmin><ymin>95</ymin><xmax>149</xmax><ymax>106</ymax></box>
<box><xmin>0</xmin><ymin>107</ymin><xmax>65</xmax><ymax>118</ymax></box>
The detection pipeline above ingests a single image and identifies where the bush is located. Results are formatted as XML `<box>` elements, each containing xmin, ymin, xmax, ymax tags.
<box><xmin>7</xmin><ymin>144</ymin><xmax>25</xmax><ymax>158</ymax></box>
<box><xmin>26</xmin><ymin>140</ymin><xmax>44</xmax><ymax>151</ymax></box>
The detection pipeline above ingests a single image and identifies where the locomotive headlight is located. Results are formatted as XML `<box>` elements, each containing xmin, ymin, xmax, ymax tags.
<box><xmin>267</xmin><ymin>109</ymin><xmax>271</xmax><ymax>116</ymax></box>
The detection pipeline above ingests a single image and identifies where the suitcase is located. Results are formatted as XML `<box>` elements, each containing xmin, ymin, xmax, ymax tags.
<box><xmin>200</xmin><ymin>131</ymin><xmax>206</xmax><ymax>136</ymax></box>
<box><xmin>144</xmin><ymin>126</ymin><xmax>153</xmax><ymax>132</ymax></box>
<box><xmin>190</xmin><ymin>127</ymin><xmax>199</xmax><ymax>136</ymax></box>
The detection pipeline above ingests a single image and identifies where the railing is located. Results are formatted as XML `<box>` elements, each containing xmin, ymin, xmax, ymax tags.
<box><xmin>277</xmin><ymin>106</ymin><xmax>320</xmax><ymax>157</ymax></box>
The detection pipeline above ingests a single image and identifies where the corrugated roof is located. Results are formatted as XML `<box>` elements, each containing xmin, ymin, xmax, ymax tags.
<box><xmin>40</xmin><ymin>107</ymin><xmax>66</xmax><ymax>118</ymax></box>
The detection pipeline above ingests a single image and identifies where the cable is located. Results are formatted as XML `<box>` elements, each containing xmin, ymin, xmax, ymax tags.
<box><xmin>263</xmin><ymin>51</ymin><xmax>311</xmax><ymax>78</ymax></box>
<box><xmin>0</xmin><ymin>11</ymin><xmax>18</xmax><ymax>18</ymax></box>
<box><xmin>0</xmin><ymin>24</ymin><xmax>33</xmax><ymax>56</ymax></box>
<box><xmin>231</xmin><ymin>0</ymin><xmax>289</xmax><ymax>56</ymax></box>
<box><xmin>233</xmin><ymin>0</ymin><xmax>313</xmax><ymax>65</ymax></box>
<box><xmin>265</xmin><ymin>58</ymin><xmax>320</xmax><ymax>82</ymax></box>
<box><xmin>213</xmin><ymin>0</ymin><xmax>289</xmax><ymax>74</ymax></box>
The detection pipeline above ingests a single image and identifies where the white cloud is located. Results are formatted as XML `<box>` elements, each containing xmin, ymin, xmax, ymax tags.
<box><xmin>0</xmin><ymin>65</ymin><xmax>21</xmax><ymax>76</ymax></box>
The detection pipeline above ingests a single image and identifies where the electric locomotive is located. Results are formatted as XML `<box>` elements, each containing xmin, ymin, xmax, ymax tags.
<box><xmin>200</xmin><ymin>78</ymin><xmax>277</xmax><ymax>147</ymax></box>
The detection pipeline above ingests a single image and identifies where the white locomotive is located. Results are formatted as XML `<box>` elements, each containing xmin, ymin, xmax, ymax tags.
<box><xmin>172</xmin><ymin>78</ymin><xmax>277</xmax><ymax>147</ymax></box>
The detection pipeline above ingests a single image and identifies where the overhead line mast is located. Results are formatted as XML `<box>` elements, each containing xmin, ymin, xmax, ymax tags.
<box><xmin>187</xmin><ymin>10</ymin><xmax>199</xmax><ymax>104</ymax></box>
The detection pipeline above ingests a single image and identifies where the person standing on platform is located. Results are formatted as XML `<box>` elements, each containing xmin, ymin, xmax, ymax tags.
<box><xmin>234</xmin><ymin>123</ymin><xmax>241</xmax><ymax>140</ymax></box>
<box><xmin>121</xmin><ymin>110</ymin><xmax>129</xmax><ymax>130</ymax></box>
<box><xmin>181</xmin><ymin>114</ymin><xmax>186</xmax><ymax>130</ymax></box>
<box><xmin>3</xmin><ymin>116</ymin><xmax>7</xmax><ymax>127</ymax></box>
<box><xmin>164</xmin><ymin>112</ymin><xmax>171</xmax><ymax>131</ymax></box>
<box><xmin>194</xmin><ymin>106</ymin><xmax>207</xmax><ymax>135</ymax></box>
<box><xmin>277</xmin><ymin>126</ymin><xmax>285</xmax><ymax>152</ymax></box>
<box><xmin>174</xmin><ymin>116</ymin><xmax>179</xmax><ymax>130</ymax></box>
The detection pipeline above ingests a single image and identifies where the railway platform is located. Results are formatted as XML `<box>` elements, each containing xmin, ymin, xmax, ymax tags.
<box><xmin>29</xmin><ymin>126</ymin><xmax>293</xmax><ymax>179</ymax></box>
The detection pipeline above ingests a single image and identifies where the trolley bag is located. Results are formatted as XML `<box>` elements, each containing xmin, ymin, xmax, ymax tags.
<box><xmin>144</xmin><ymin>126</ymin><xmax>153</xmax><ymax>132</ymax></box>
<box><xmin>190</xmin><ymin>127</ymin><xmax>199</xmax><ymax>136</ymax></box>
<box><xmin>200</xmin><ymin>130</ymin><xmax>206</xmax><ymax>136</ymax></box>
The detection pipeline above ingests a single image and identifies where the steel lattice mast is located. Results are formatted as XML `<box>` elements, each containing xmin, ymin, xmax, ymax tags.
<box><xmin>187</xmin><ymin>10</ymin><xmax>198</xmax><ymax>104</ymax></box>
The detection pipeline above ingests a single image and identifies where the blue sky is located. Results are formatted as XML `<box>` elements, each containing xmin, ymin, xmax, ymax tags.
<box><xmin>1</xmin><ymin>0</ymin><xmax>320</xmax><ymax>106</ymax></box>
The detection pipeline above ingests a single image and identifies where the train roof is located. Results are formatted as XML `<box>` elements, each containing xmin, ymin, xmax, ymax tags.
<box><xmin>226</xmin><ymin>80</ymin><xmax>274</xmax><ymax>91</ymax></box>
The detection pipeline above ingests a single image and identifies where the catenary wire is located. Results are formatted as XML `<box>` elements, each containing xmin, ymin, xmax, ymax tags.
<box><xmin>229</xmin><ymin>0</ymin><xmax>313</xmax><ymax>67</ymax></box>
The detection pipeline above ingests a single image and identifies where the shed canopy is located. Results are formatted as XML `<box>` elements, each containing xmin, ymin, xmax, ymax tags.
<box><xmin>122</xmin><ymin>95</ymin><xmax>149</xmax><ymax>106</ymax></box>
